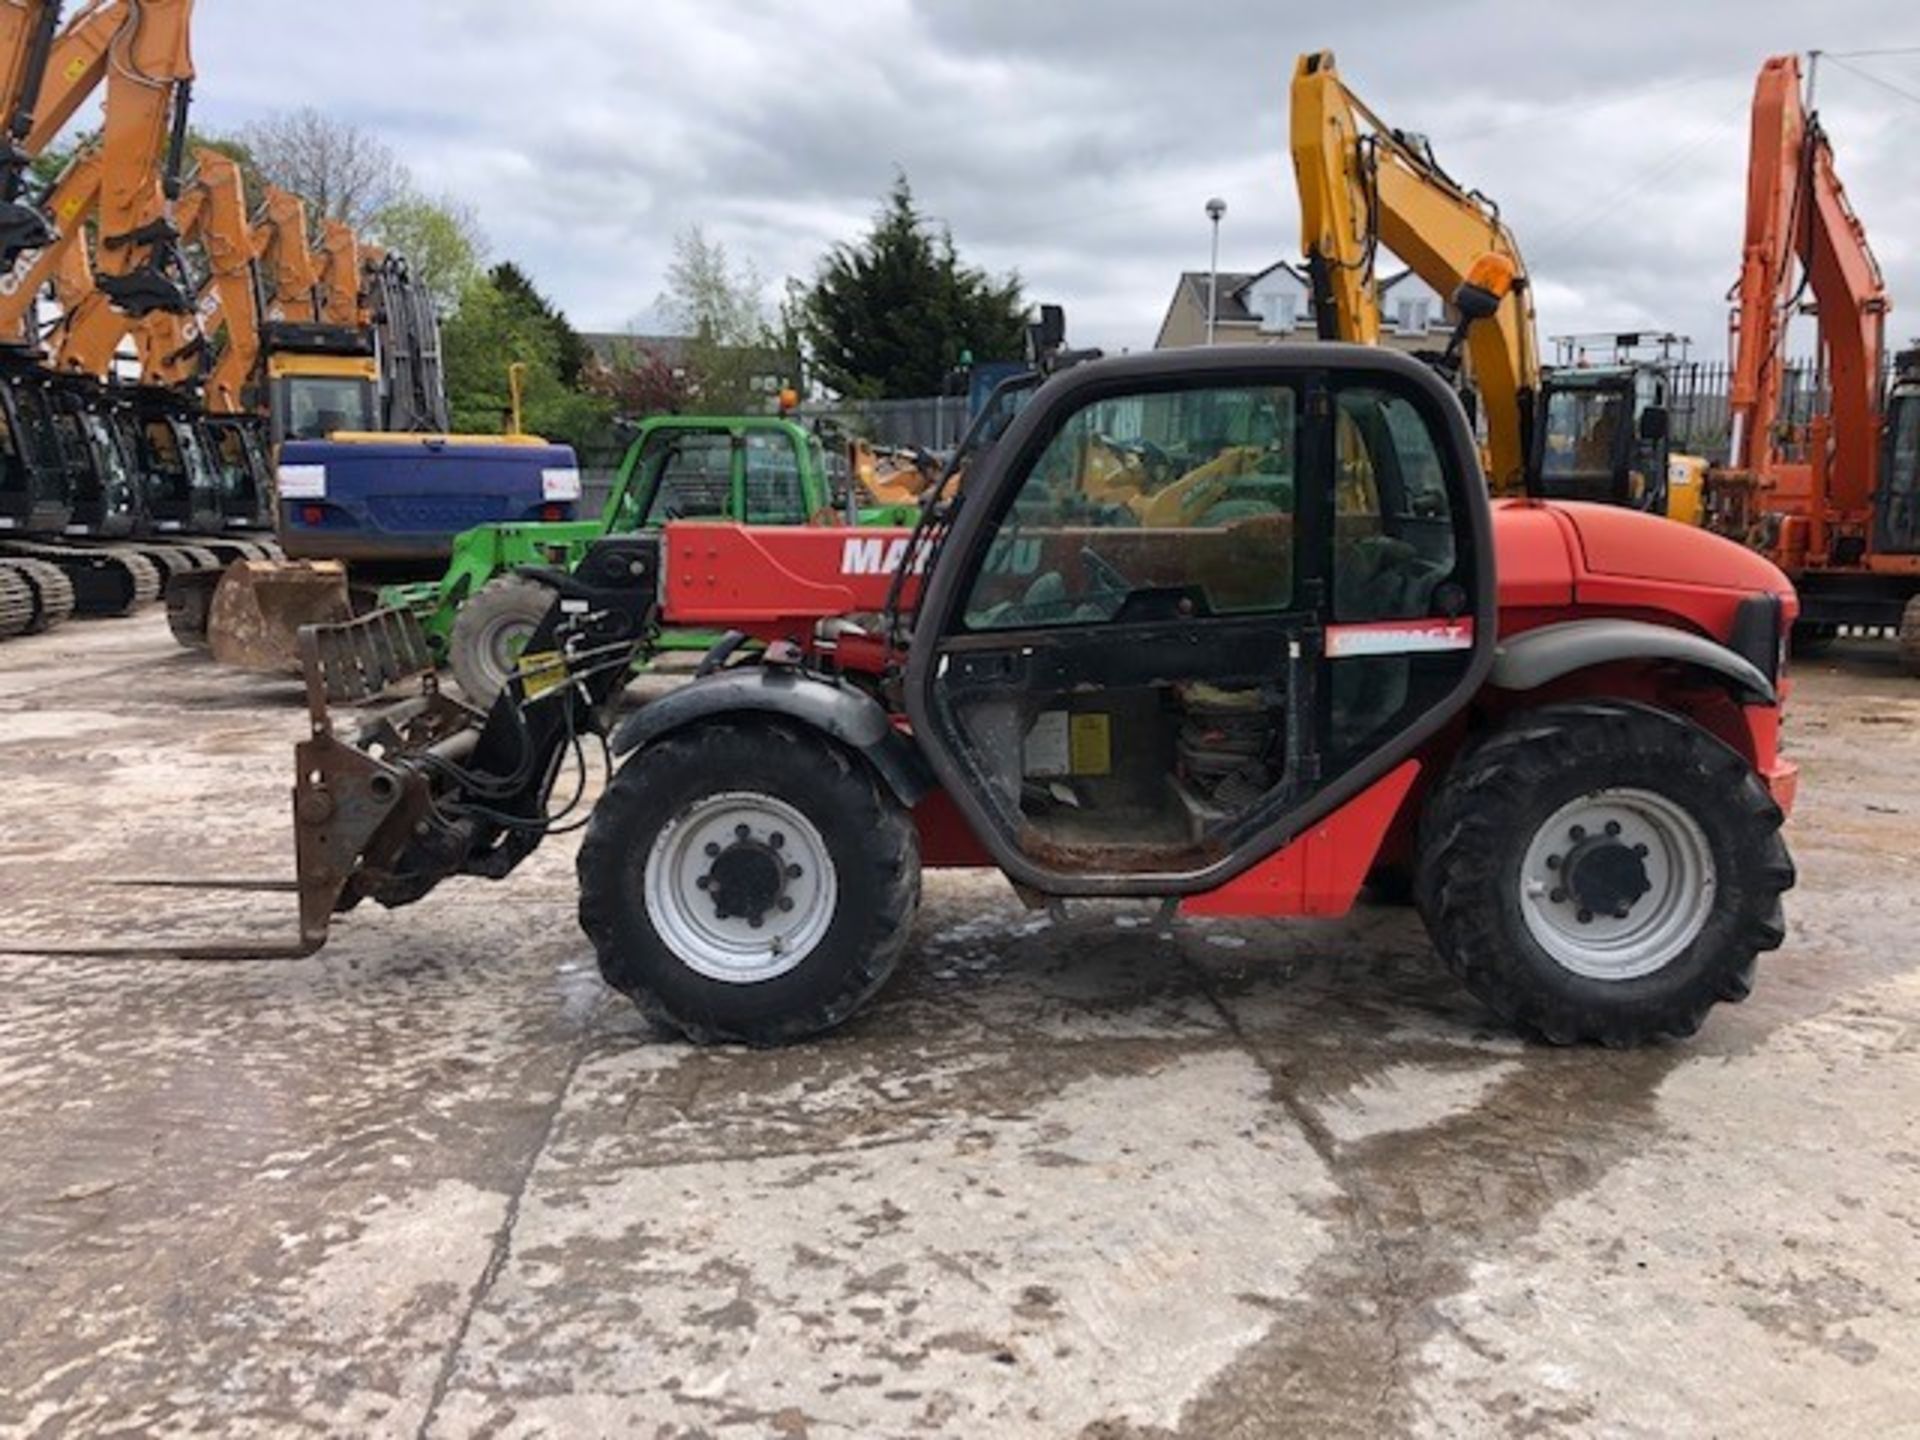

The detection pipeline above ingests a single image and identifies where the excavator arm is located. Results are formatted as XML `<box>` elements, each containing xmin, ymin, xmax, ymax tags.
<box><xmin>253</xmin><ymin>183</ymin><xmax>321</xmax><ymax>324</ymax></box>
<box><xmin>47</xmin><ymin>0</ymin><xmax>194</xmax><ymax>378</ymax></box>
<box><xmin>134</xmin><ymin>145</ymin><xmax>258</xmax><ymax>402</ymax></box>
<box><xmin>1290</xmin><ymin>50</ymin><xmax>1540</xmax><ymax>494</ymax></box>
<box><xmin>316</xmin><ymin>217</ymin><xmax>364</xmax><ymax>327</ymax></box>
<box><xmin>1724</xmin><ymin>54</ymin><xmax>1889</xmax><ymax>561</ymax></box>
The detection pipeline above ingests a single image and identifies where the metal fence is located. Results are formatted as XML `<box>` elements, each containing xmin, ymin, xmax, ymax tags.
<box><xmin>1664</xmin><ymin>356</ymin><xmax>1898</xmax><ymax>462</ymax></box>
<box><xmin>794</xmin><ymin>396</ymin><xmax>971</xmax><ymax>451</ymax></box>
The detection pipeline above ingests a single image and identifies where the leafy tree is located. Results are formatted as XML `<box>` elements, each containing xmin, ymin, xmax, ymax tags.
<box><xmin>490</xmin><ymin>260</ymin><xmax>589</xmax><ymax>385</ymax></box>
<box><xmin>370</xmin><ymin>195</ymin><xmax>486</xmax><ymax>314</ymax></box>
<box><xmin>657</xmin><ymin>226</ymin><xmax>790</xmax><ymax>412</ymax></box>
<box><xmin>239</xmin><ymin>108</ymin><xmax>408</xmax><ymax>228</ymax></box>
<box><xmin>441</xmin><ymin>266</ymin><xmax>610</xmax><ymax>447</ymax></box>
<box><xmin>583</xmin><ymin>337</ymin><xmax>692</xmax><ymax>417</ymax></box>
<box><xmin>796</xmin><ymin>174</ymin><xmax>1025</xmax><ymax>399</ymax></box>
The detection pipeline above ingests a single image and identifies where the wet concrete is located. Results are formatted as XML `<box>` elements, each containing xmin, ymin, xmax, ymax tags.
<box><xmin>1</xmin><ymin>613</ymin><xmax>1917</xmax><ymax>1437</ymax></box>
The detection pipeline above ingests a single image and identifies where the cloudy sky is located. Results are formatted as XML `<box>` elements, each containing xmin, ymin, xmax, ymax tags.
<box><xmin>187</xmin><ymin>2</ymin><xmax>1918</xmax><ymax>362</ymax></box>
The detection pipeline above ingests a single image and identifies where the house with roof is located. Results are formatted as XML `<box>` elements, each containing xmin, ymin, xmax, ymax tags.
<box><xmin>1154</xmin><ymin>261</ymin><xmax>1449</xmax><ymax>351</ymax></box>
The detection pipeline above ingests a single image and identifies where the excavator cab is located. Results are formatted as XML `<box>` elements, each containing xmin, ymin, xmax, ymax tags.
<box><xmin>0</xmin><ymin>364</ymin><xmax>74</xmax><ymax>535</ymax></box>
<box><xmin>119</xmin><ymin>395</ymin><xmax>223</xmax><ymax>534</ymax></box>
<box><xmin>201</xmin><ymin>414</ymin><xmax>274</xmax><ymax>530</ymax></box>
<box><xmin>260</xmin><ymin>325</ymin><xmax>380</xmax><ymax>446</ymax></box>
<box><xmin>1531</xmin><ymin>335</ymin><xmax>1680</xmax><ymax>513</ymax></box>
<box><xmin>1873</xmin><ymin>348</ymin><xmax>1920</xmax><ymax>557</ymax></box>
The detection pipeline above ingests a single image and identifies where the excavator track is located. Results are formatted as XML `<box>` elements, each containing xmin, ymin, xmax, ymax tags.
<box><xmin>0</xmin><ymin>556</ymin><xmax>77</xmax><ymax>632</ymax></box>
<box><xmin>0</xmin><ymin>565</ymin><xmax>34</xmax><ymax>638</ymax></box>
<box><xmin>0</xmin><ymin>541</ymin><xmax>163</xmax><ymax>615</ymax></box>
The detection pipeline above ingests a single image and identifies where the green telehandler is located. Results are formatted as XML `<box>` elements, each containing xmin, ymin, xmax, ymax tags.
<box><xmin>382</xmin><ymin>414</ymin><xmax>921</xmax><ymax>703</ymax></box>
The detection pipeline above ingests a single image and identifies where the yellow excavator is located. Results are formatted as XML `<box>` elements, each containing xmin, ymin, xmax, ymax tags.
<box><xmin>1290</xmin><ymin>50</ymin><xmax>1690</xmax><ymax>517</ymax></box>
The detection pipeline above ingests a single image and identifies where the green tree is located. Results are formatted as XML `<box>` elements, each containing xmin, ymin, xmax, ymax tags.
<box><xmin>657</xmin><ymin>226</ymin><xmax>790</xmax><ymax>411</ymax></box>
<box><xmin>491</xmin><ymin>260</ymin><xmax>589</xmax><ymax>385</ymax></box>
<box><xmin>796</xmin><ymin>174</ymin><xmax>1025</xmax><ymax>399</ymax></box>
<box><xmin>441</xmin><ymin>266</ymin><xmax>610</xmax><ymax>447</ymax></box>
<box><xmin>369</xmin><ymin>195</ymin><xmax>486</xmax><ymax>314</ymax></box>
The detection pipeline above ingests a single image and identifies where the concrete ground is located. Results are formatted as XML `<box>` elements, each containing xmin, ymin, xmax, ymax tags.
<box><xmin>1</xmin><ymin>611</ymin><xmax>1917</xmax><ymax>1439</ymax></box>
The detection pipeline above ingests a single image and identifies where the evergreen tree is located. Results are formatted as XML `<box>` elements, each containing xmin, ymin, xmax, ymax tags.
<box><xmin>797</xmin><ymin>174</ymin><xmax>1026</xmax><ymax>399</ymax></box>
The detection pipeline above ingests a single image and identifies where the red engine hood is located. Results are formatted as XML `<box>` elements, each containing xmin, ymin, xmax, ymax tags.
<box><xmin>1491</xmin><ymin>500</ymin><xmax>1797</xmax><ymax>635</ymax></box>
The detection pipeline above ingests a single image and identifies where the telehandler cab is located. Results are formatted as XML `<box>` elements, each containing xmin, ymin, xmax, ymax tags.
<box><xmin>20</xmin><ymin>345</ymin><xmax>1799</xmax><ymax>1049</ymax></box>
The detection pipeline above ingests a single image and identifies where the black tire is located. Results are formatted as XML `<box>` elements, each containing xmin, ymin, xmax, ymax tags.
<box><xmin>1416</xmin><ymin>701</ymin><xmax>1794</xmax><ymax>1047</ymax></box>
<box><xmin>1899</xmin><ymin>595</ymin><xmax>1920</xmax><ymax>678</ymax></box>
<box><xmin>448</xmin><ymin>574</ymin><xmax>552</xmax><ymax>706</ymax></box>
<box><xmin>578</xmin><ymin>718</ymin><xmax>921</xmax><ymax>1046</ymax></box>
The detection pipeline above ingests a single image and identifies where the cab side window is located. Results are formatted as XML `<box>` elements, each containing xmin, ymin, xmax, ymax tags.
<box><xmin>639</xmin><ymin>432</ymin><xmax>734</xmax><ymax>524</ymax></box>
<box><xmin>1333</xmin><ymin>386</ymin><xmax>1457</xmax><ymax>621</ymax></box>
<box><xmin>743</xmin><ymin>431</ymin><xmax>807</xmax><ymax>524</ymax></box>
<box><xmin>961</xmin><ymin>384</ymin><xmax>1298</xmax><ymax>630</ymax></box>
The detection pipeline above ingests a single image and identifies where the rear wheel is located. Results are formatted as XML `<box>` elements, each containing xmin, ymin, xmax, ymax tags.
<box><xmin>1417</xmin><ymin>701</ymin><xmax>1793</xmax><ymax>1046</ymax></box>
<box><xmin>578</xmin><ymin>718</ymin><xmax>921</xmax><ymax>1045</ymax></box>
<box><xmin>449</xmin><ymin>574</ymin><xmax>551</xmax><ymax>706</ymax></box>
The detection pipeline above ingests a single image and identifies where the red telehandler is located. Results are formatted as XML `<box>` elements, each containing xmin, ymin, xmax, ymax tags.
<box><xmin>12</xmin><ymin>339</ymin><xmax>1801</xmax><ymax>1050</ymax></box>
<box><xmin>1712</xmin><ymin>53</ymin><xmax>1918</xmax><ymax>663</ymax></box>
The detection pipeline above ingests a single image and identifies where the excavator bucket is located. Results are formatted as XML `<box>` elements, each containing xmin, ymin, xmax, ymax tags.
<box><xmin>203</xmin><ymin>560</ymin><xmax>354</xmax><ymax>672</ymax></box>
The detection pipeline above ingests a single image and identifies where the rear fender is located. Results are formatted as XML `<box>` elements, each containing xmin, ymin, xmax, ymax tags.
<box><xmin>609</xmin><ymin>667</ymin><xmax>935</xmax><ymax>807</ymax></box>
<box><xmin>1491</xmin><ymin>619</ymin><xmax>1776</xmax><ymax>705</ymax></box>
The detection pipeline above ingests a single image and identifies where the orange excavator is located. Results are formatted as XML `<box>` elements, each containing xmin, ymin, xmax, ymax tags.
<box><xmin>1710</xmin><ymin>53</ymin><xmax>1916</xmax><ymax>665</ymax></box>
<box><xmin>0</xmin><ymin>0</ymin><xmax>255</xmax><ymax>621</ymax></box>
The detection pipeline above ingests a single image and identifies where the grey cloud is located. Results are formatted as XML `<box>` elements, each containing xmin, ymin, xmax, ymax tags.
<box><xmin>184</xmin><ymin>2</ymin><xmax>1920</xmax><ymax>358</ymax></box>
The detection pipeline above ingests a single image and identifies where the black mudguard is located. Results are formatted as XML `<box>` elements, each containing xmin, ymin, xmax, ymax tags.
<box><xmin>610</xmin><ymin>666</ymin><xmax>936</xmax><ymax>807</ymax></box>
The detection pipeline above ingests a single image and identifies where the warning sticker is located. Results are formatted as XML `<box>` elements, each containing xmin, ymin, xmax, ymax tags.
<box><xmin>1069</xmin><ymin>713</ymin><xmax>1112</xmax><ymax>776</ymax></box>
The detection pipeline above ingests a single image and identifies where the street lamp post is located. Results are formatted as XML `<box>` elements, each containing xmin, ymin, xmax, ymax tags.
<box><xmin>1205</xmin><ymin>197</ymin><xmax>1227</xmax><ymax>346</ymax></box>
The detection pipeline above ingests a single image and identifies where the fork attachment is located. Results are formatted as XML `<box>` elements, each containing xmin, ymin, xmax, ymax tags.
<box><xmin>1</xmin><ymin>537</ymin><xmax>664</xmax><ymax>960</ymax></box>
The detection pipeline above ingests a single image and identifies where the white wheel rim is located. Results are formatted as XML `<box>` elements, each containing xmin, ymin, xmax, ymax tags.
<box><xmin>644</xmin><ymin>791</ymin><xmax>838</xmax><ymax>984</ymax></box>
<box><xmin>1519</xmin><ymin>787</ymin><xmax>1716</xmax><ymax>981</ymax></box>
<box><xmin>478</xmin><ymin>613</ymin><xmax>536</xmax><ymax>681</ymax></box>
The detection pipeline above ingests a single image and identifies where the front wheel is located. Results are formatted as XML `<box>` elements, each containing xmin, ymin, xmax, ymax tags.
<box><xmin>1417</xmin><ymin>701</ymin><xmax>1794</xmax><ymax>1046</ymax></box>
<box><xmin>448</xmin><ymin>574</ymin><xmax>552</xmax><ymax>706</ymax></box>
<box><xmin>577</xmin><ymin>718</ymin><xmax>921</xmax><ymax>1045</ymax></box>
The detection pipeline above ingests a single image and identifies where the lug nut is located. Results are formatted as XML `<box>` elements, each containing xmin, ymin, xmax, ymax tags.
<box><xmin>778</xmin><ymin>897</ymin><xmax>794</xmax><ymax>912</ymax></box>
<box><xmin>735</xmin><ymin>824</ymin><xmax>750</xmax><ymax>840</ymax></box>
<box><xmin>748</xmin><ymin>915</ymin><xmax>763</xmax><ymax>929</ymax></box>
<box><xmin>1614</xmin><ymin>907</ymin><xmax>1631</xmax><ymax>919</ymax></box>
<box><xmin>1546</xmin><ymin>854</ymin><xmax>1562</xmax><ymax>870</ymax></box>
<box><xmin>1605</xmin><ymin>820</ymin><xmax>1622</xmax><ymax>836</ymax></box>
<box><xmin>786</xmin><ymin>863</ymin><xmax>803</xmax><ymax>879</ymax></box>
<box><xmin>1570</xmin><ymin>824</ymin><xmax>1586</xmax><ymax>841</ymax></box>
<box><xmin>695</xmin><ymin>875</ymin><xmax>710</xmax><ymax>890</ymax></box>
<box><xmin>705</xmin><ymin>842</ymin><xmax>720</xmax><ymax>858</ymax></box>
<box><xmin>1633</xmin><ymin>843</ymin><xmax>1649</xmax><ymax>857</ymax></box>
<box><xmin>1550</xmin><ymin>887</ymin><xmax>1567</xmax><ymax>903</ymax></box>
<box><xmin>770</xmin><ymin>832</ymin><xmax>785</xmax><ymax>849</ymax></box>
<box><xmin>1576</xmin><ymin>908</ymin><xmax>1593</xmax><ymax>924</ymax></box>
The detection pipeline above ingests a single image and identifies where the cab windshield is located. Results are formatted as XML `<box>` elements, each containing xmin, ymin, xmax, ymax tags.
<box><xmin>1540</xmin><ymin>387</ymin><xmax>1626</xmax><ymax>482</ymax></box>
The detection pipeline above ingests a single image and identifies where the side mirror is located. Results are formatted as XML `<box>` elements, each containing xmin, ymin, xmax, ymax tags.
<box><xmin>1451</xmin><ymin>281</ymin><xmax>1503</xmax><ymax>324</ymax></box>
<box><xmin>1638</xmin><ymin>405</ymin><xmax>1669</xmax><ymax>442</ymax></box>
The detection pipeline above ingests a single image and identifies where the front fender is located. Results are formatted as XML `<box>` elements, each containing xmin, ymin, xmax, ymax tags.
<box><xmin>609</xmin><ymin>666</ymin><xmax>935</xmax><ymax>806</ymax></box>
<box><xmin>1491</xmin><ymin>619</ymin><xmax>1776</xmax><ymax>704</ymax></box>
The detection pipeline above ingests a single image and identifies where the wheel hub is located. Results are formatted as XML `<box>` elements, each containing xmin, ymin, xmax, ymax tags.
<box><xmin>1551</xmin><ymin>823</ymin><xmax>1653</xmax><ymax>922</ymax></box>
<box><xmin>701</xmin><ymin>826</ymin><xmax>803</xmax><ymax>927</ymax></box>
<box><xmin>645</xmin><ymin>792</ymin><xmax>837</xmax><ymax>984</ymax></box>
<box><xmin>1519</xmin><ymin>789</ymin><xmax>1717</xmax><ymax>981</ymax></box>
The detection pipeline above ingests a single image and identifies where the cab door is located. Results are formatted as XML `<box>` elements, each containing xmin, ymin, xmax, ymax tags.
<box><xmin>903</xmin><ymin>347</ymin><xmax>1495</xmax><ymax>897</ymax></box>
